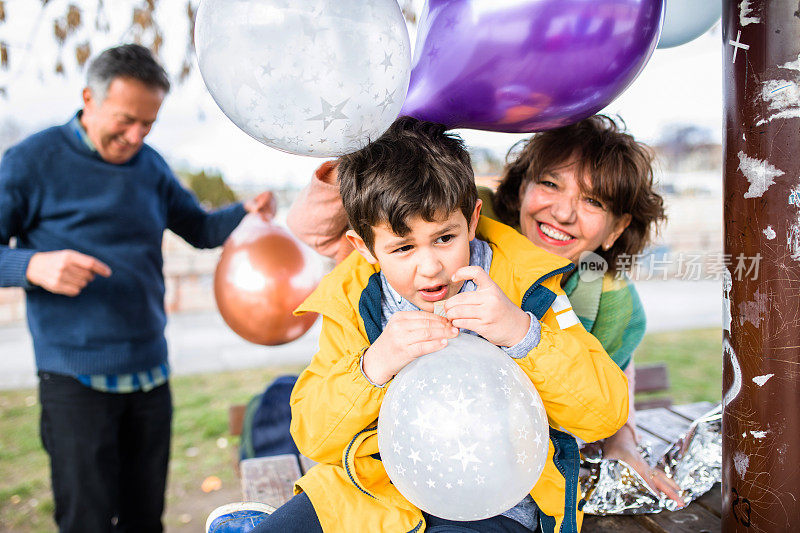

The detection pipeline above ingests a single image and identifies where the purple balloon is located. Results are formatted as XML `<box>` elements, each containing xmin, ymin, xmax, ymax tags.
<box><xmin>400</xmin><ymin>0</ymin><xmax>664</xmax><ymax>133</ymax></box>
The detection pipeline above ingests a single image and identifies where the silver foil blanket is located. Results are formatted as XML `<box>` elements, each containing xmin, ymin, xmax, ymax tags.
<box><xmin>579</xmin><ymin>404</ymin><xmax>721</xmax><ymax>515</ymax></box>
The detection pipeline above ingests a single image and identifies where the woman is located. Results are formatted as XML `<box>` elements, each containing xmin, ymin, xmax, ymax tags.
<box><xmin>286</xmin><ymin>115</ymin><xmax>682</xmax><ymax>505</ymax></box>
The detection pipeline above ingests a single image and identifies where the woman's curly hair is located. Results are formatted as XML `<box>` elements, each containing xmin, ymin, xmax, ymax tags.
<box><xmin>493</xmin><ymin>115</ymin><xmax>666</xmax><ymax>272</ymax></box>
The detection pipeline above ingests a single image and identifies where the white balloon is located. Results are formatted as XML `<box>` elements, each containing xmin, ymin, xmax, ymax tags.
<box><xmin>657</xmin><ymin>0</ymin><xmax>721</xmax><ymax>49</ymax></box>
<box><xmin>378</xmin><ymin>333</ymin><xmax>549</xmax><ymax>521</ymax></box>
<box><xmin>195</xmin><ymin>0</ymin><xmax>411</xmax><ymax>157</ymax></box>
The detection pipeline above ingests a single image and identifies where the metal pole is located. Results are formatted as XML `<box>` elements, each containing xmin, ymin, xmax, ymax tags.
<box><xmin>722</xmin><ymin>1</ymin><xmax>800</xmax><ymax>530</ymax></box>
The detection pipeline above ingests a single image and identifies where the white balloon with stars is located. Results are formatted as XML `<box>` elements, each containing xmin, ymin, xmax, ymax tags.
<box><xmin>378</xmin><ymin>334</ymin><xmax>550</xmax><ymax>521</ymax></box>
<box><xmin>195</xmin><ymin>0</ymin><xmax>411</xmax><ymax>157</ymax></box>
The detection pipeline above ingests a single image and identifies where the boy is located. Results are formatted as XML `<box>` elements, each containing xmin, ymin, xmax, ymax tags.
<box><xmin>224</xmin><ymin>117</ymin><xmax>628</xmax><ymax>533</ymax></box>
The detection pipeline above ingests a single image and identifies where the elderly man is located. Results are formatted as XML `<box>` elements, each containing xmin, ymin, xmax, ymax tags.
<box><xmin>0</xmin><ymin>44</ymin><xmax>272</xmax><ymax>532</ymax></box>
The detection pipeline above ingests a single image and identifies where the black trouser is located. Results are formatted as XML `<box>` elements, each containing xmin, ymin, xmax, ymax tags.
<box><xmin>252</xmin><ymin>492</ymin><xmax>536</xmax><ymax>533</ymax></box>
<box><xmin>39</xmin><ymin>371</ymin><xmax>172</xmax><ymax>533</ymax></box>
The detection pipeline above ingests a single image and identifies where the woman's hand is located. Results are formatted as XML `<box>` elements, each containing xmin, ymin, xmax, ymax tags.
<box><xmin>602</xmin><ymin>425</ymin><xmax>686</xmax><ymax>507</ymax></box>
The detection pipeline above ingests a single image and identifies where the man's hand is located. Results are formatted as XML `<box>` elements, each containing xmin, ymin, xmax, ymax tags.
<box><xmin>443</xmin><ymin>266</ymin><xmax>530</xmax><ymax>347</ymax></box>
<box><xmin>603</xmin><ymin>425</ymin><xmax>686</xmax><ymax>506</ymax></box>
<box><xmin>26</xmin><ymin>250</ymin><xmax>112</xmax><ymax>297</ymax></box>
<box><xmin>244</xmin><ymin>191</ymin><xmax>277</xmax><ymax>222</ymax></box>
<box><xmin>363</xmin><ymin>311</ymin><xmax>458</xmax><ymax>385</ymax></box>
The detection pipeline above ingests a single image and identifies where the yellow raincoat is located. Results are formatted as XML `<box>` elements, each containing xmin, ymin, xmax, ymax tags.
<box><xmin>291</xmin><ymin>217</ymin><xmax>628</xmax><ymax>532</ymax></box>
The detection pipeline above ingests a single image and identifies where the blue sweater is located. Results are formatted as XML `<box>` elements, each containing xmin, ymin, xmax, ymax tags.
<box><xmin>0</xmin><ymin>114</ymin><xmax>246</xmax><ymax>376</ymax></box>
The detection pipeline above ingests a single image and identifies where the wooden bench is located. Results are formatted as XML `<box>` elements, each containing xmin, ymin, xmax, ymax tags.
<box><xmin>227</xmin><ymin>403</ymin><xmax>317</xmax><ymax>507</ymax></box>
<box><xmin>228</xmin><ymin>403</ymin><xmax>249</xmax><ymax>438</ymax></box>
<box><xmin>633</xmin><ymin>363</ymin><xmax>672</xmax><ymax>411</ymax></box>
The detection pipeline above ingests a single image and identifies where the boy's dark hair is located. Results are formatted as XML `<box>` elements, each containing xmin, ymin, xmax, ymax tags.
<box><xmin>494</xmin><ymin>115</ymin><xmax>666</xmax><ymax>272</ymax></box>
<box><xmin>339</xmin><ymin>116</ymin><xmax>477</xmax><ymax>252</ymax></box>
<box><xmin>87</xmin><ymin>44</ymin><xmax>171</xmax><ymax>101</ymax></box>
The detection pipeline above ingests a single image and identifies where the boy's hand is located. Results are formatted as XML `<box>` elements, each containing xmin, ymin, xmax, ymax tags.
<box><xmin>363</xmin><ymin>311</ymin><xmax>458</xmax><ymax>385</ymax></box>
<box><xmin>443</xmin><ymin>266</ymin><xmax>531</xmax><ymax>348</ymax></box>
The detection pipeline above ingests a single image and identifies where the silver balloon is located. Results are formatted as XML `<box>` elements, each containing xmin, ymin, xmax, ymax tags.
<box><xmin>195</xmin><ymin>0</ymin><xmax>411</xmax><ymax>157</ymax></box>
<box><xmin>657</xmin><ymin>0</ymin><xmax>721</xmax><ymax>49</ymax></box>
<box><xmin>378</xmin><ymin>334</ymin><xmax>549</xmax><ymax>521</ymax></box>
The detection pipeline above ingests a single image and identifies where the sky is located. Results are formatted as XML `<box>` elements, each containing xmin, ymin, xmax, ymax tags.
<box><xmin>0</xmin><ymin>0</ymin><xmax>723</xmax><ymax>189</ymax></box>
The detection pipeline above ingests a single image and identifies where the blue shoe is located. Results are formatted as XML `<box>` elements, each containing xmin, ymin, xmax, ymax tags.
<box><xmin>206</xmin><ymin>501</ymin><xmax>275</xmax><ymax>533</ymax></box>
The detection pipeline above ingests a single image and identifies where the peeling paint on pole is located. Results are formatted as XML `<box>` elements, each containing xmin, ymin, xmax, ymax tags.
<box><xmin>723</xmin><ymin>268</ymin><xmax>733</xmax><ymax>331</ymax></box>
<box><xmin>723</xmin><ymin>1</ymin><xmax>800</xmax><ymax>530</ymax></box>
<box><xmin>738</xmin><ymin>0</ymin><xmax>760</xmax><ymax>26</ymax></box>
<box><xmin>737</xmin><ymin>151</ymin><xmax>784</xmax><ymax>197</ymax></box>
<box><xmin>756</xmin><ymin>79</ymin><xmax>800</xmax><ymax>125</ymax></box>
<box><xmin>737</xmin><ymin>288</ymin><xmax>767</xmax><ymax>327</ymax></box>
<box><xmin>722</xmin><ymin>337</ymin><xmax>742</xmax><ymax>409</ymax></box>
<box><xmin>780</xmin><ymin>54</ymin><xmax>800</xmax><ymax>72</ymax></box>
<box><xmin>754</xmin><ymin>53</ymin><xmax>800</xmax><ymax>124</ymax></box>
<box><xmin>752</xmin><ymin>374</ymin><xmax>773</xmax><ymax>386</ymax></box>
<box><xmin>789</xmin><ymin>184</ymin><xmax>800</xmax><ymax>261</ymax></box>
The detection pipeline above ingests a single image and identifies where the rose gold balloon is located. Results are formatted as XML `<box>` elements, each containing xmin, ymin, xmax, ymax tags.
<box><xmin>214</xmin><ymin>215</ymin><xmax>323</xmax><ymax>345</ymax></box>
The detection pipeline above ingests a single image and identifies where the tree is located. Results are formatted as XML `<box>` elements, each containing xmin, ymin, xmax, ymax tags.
<box><xmin>179</xmin><ymin>169</ymin><xmax>237</xmax><ymax>209</ymax></box>
<box><xmin>0</xmin><ymin>1</ymin><xmax>198</xmax><ymax>99</ymax></box>
<box><xmin>0</xmin><ymin>0</ymin><xmax>419</xmax><ymax>100</ymax></box>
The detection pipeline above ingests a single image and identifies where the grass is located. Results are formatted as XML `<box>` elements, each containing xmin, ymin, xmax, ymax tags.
<box><xmin>0</xmin><ymin>365</ymin><xmax>304</xmax><ymax>533</ymax></box>
<box><xmin>0</xmin><ymin>328</ymin><xmax>722</xmax><ymax>532</ymax></box>
<box><xmin>635</xmin><ymin>328</ymin><xmax>723</xmax><ymax>404</ymax></box>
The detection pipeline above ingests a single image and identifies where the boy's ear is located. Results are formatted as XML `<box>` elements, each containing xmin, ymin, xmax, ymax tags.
<box><xmin>345</xmin><ymin>229</ymin><xmax>378</xmax><ymax>264</ymax></box>
<box><xmin>468</xmin><ymin>199</ymin><xmax>482</xmax><ymax>241</ymax></box>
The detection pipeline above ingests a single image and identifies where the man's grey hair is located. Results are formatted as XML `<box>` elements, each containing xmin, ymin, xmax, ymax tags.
<box><xmin>86</xmin><ymin>44</ymin><xmax>171</xmax><ymax>102</ymax></box>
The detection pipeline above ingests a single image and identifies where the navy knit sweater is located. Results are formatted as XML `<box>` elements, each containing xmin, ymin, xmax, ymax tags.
<box><xmin>0</xmin><ymin>114</ymin><xmax>246</xmax><ymax>376</ymax></box>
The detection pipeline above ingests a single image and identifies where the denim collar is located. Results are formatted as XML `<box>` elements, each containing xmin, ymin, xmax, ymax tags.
<box><xmin>68</xmin><ymin>111</ymin><xmax>98</xmax><ymax>153</ymax></box>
